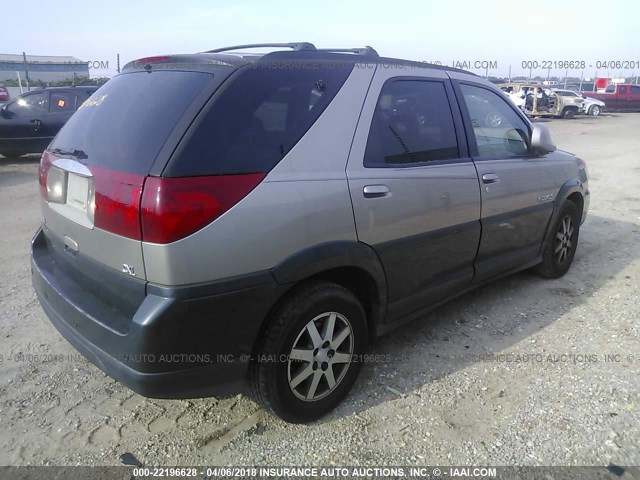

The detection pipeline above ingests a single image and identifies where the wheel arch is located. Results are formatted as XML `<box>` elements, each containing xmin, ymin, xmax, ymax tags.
<box><xmin>540</xmin><ymin>180</ymin><xmax>585</xmax><ymax>254</ymax></box>
<box><xmin>269</xmin><ymin>241</ymin><xmax>388</xmax><ymax>338</ymax></box>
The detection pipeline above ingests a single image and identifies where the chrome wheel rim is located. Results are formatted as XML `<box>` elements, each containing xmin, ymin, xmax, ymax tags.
<box><xmin>287</xmin><ymin>312</ymin><xmax>354</xmax><ymax>402</ymax></box>
<box><xmin>591</xmin><ymin>106</ymin><xmax>600</xmax><ymax>116</ymax></box>
<box><xmin>555</xmin><ymin>215</ymin><xmax>574</xmax><ymax>264</ymax></box>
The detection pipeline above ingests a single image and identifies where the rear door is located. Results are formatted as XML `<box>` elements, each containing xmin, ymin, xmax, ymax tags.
<box><xmin>452</xmin><ymin>79</ymin><xmax>556</xmax><ymax>282</ymax></box>
<box><xmin>347</xmin><ymin>68</ymin><xmax>481</xmax><ymax>323</ymax></box>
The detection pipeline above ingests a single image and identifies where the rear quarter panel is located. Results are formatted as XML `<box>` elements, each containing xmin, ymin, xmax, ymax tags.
<box><xmin>142</xmin><ymin>65</ymin><xmax>377</xmax><ymax>286</ymax></box>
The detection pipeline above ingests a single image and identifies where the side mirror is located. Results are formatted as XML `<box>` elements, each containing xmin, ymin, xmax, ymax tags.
<box><xmin>530</xmin><ymin>123</ymin><xmax>556</xmax><ymax>155</ymax></box>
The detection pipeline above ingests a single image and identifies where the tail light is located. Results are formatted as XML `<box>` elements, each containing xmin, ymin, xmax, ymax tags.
<box><xmin>40</xmin><ymin>150</ymin><xmax>264</xmax><ymax>244</ymax></box>
<box><xmin>92</xmin><ymin>168</ymin><xmax>145</xmax><ymax>240</ymax></box>
<box><xmin>140</xmin><ymin>174</ymin><xmax>265</xmax><ymax>243</ymax></box>
<box><xmin>38</xmin><ymin>151</ymin><xmax>53</xmax><ymax>199</ymax></box>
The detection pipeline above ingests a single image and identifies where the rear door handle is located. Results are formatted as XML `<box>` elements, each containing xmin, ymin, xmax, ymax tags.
<box><xmin>363</xmin><ymin>185</ymin><xmax>390</xmax><ymax>198</ymax></box>
<box><xmin>482</xmin><ymin>173</ymin><xmax>500</xmax><ymax>184</ymax></box>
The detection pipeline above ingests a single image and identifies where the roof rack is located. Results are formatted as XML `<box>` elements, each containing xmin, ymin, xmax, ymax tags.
<box><xmin>316</xmin><ymin>46</ymin><xmax>379</xmax><ymax>57</ymax></box>
<box><xmin>203</xmin><ymin>42</ymin><xmax>317</xmax><ymax>53</ymax></box>
<box><xmin>202</xmin><ymin>43</ymin><xmax>379</xmax><ymax>57</ymax></box>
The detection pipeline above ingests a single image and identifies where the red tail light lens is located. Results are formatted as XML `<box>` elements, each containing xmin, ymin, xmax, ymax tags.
<box><xmin>38</xmin><ymin>151</ymin><xmax>53</xmax><ymax>199</ymax></box>
<box><xmin>140</xmin><ymin>173</ymin><xmax>265</xmax><ymax>244</ymax></box>
<box><xmin>92</xmin><ymin>167</ymin><xmax>145</xmax><ymax>240</ymax></box>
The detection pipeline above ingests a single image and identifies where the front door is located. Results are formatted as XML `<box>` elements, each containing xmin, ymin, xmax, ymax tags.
<box><xmin>0</xmin><ymin>91</ymin><xmax>50</xmax><ymax>153</ymax></box>
<box><xmin>453</xmin><ymin>80</ymin><xmax>556</xmax><ymax>282</ymax></box>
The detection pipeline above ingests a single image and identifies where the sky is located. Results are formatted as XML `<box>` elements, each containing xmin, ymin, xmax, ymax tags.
<box><xmin>4</xmin><ymin>0</ymin><xmax>640</xmax><ymax>78</ymax></box>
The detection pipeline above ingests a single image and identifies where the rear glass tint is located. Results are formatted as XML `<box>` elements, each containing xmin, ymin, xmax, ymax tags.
<box><xmin>165</xmin><ymin>61</ymin><xmax>354</xmax><ymax>176</ymax></box>
<box><xmin>50</xmin><ymin>71</ymin><xmax>214</xmax><ymax>175</ymax></box>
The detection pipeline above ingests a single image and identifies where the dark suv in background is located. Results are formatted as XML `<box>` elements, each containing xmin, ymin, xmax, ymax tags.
<box><xmin>0</xmin><ymin>86</ymin><xmax>97</xmax><ymax>158</ymax></box>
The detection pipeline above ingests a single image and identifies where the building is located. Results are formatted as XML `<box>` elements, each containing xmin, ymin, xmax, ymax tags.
<box><xmin>0</xmin><ymin>54</ymin><xmax>89</xmax><ymax>83</ymax></box>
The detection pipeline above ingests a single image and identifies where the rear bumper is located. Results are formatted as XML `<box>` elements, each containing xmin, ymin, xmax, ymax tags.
<box><xmin>31</xmin><ymin>227</ymin><xmax>287</xmax><ymax>399</ymax></box>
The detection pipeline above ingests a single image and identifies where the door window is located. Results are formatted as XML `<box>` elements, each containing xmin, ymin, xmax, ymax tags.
<box><xmin>631</xmin><ymin>86</ymin><xmax>640</xmax><ymax>95</ymax></box>
<box><xmin>460</xmin><ymin>84</ymin><xmax>530</xmax><ymax>159</ymax></box>
<box><xmin>619</xmin><ymin>86</ymin><xmax>627</xmax><ymax>95</ymax></box>
<box><xmin>50</xmin><ymin>93</ymin><xmax>76</xmax><ymax>112</ymax></box>
<box><xmin>364</xmin><ymin>80</ymin><xmax>460</xmax><ymax>167</ymax></box>
<box><xmin>9</xmin><ymin>92</ymin><xmax>49</xmax><ymax>114</ymax></box>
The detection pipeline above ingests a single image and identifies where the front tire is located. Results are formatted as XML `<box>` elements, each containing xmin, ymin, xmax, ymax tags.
<box><xmin>249</xmin><ymin>281</ymin><xmax>367</xmax><ymax>423</ymax></box>
<box><xmin>561</xmin><ymin>107</ymin><xmax>576</xmax><ymax>119</ymax></box>
<box><xmin>588</xmin><ymin>105</ymin><xmax>601</xmax><ymax>116</ymax></box>
<box><xmin>533</xmin><ymin>200</ymin><xmax>580</xmax><ymax>278</ymax></box>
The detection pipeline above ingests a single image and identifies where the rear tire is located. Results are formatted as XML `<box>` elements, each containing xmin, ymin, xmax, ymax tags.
<box><xmin>533</xmin><ymin>200</ymin><xmax>580</xmax><ymax>278</ymax></box>
<box><xmin>249</xmin><ymin>280</ymin><xmax>367</xmax><ymax>423</ymax></box>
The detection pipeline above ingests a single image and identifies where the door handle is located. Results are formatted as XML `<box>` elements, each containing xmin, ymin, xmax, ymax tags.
<box><xmin>482</xmin><ymin>173</ymin><xmax>500</xmax><ymax>184</ymax></box>
<box><xmin>30</xmin><ymin>119</ymin><xmax>42</xmax><ymax>133</ymax></box>
<box><xmin>363</xmin><ymin>185</ymin><xmax>390</xmax><ymax>198</ymax></box>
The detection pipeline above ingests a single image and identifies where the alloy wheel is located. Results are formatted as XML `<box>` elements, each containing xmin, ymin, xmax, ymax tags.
<box><xmin>287</xmin><ymin>312</ymin><xmax>354</xmax><ymax>402</ymax></box>
<box><xmin>555</xmin><ymin>215</ymin><xmax>574</xmax><ymax>264</ymax></box>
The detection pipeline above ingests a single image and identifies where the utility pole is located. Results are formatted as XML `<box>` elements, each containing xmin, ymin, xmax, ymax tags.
<box><xmin>22</xmin><ymin>52</ymin><xmax>30</xmax><ymax>91</ymax></box>
<box><xmin>117</xmin><ymin>53</ymin><xmax>121</xmax><ymax>74</ymax></box>
<box><xmin>579</xmin><ymin>70</ymin><xmax>584</xmax><ymax>92</ymax></box>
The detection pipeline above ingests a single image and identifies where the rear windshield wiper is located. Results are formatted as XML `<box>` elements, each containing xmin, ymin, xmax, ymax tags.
<box><xmin>50</xmin><ymin>147</ymin><xmax>88</xmax><ymax>160</ymax></box>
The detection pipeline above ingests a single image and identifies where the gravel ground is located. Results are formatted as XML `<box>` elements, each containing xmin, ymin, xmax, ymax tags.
<box><xmin>0</xmin><ymin>114</ymin><xmax>638</xmax><ymax>468</ymax></box>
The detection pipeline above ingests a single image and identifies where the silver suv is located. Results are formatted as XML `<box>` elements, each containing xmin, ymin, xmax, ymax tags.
<box><xmin>31</xmin><ymin>43</ymin><xmax>590</xmax><ymax>423</ymax></box>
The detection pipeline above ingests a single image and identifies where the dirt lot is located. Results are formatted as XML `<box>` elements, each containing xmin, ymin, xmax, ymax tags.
<box><xmin>0</xmin><ymin>114</ymin><xmax>638</xmax><ymax>468</ymax></box>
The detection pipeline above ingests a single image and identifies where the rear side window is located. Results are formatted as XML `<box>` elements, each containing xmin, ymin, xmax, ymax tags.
<box><xmin>166</xmin><ymin>61</ymin><xmax>354</xmax><ymax>176</ymax></box>
<box><xmin>631</xmin><ymin>86</ymin><xmax>640</xmax><ymax>95</ymax></box>
<box><xmin>460</xmin><ymin>84</ymin><xmax>530</xmax><ymax>159</ymax></box>
<box><xmin>50</xmin><ymin>92</ymin><xmax>76</xmax><ymax>112</ymax></box>
<box><xmin>364</xmin><ymin>80</ymin><xmax>459</xmax><ymax>167</ymax></box>
<box><xmin>50</xmin><ymin>71</ymin><xmax>213</xmax><ymax>174</ymax></box>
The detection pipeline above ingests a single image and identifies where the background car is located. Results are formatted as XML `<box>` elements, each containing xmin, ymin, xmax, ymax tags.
<box><xmin>0</xmin><ymin>86</ymin><xmax>97</xmax><ymax>158</ymax></box>
<box><xmin>499</xmin><ymin>82</ymin><xmax>583</xmax><ymax>118</ymax></box>
<box><xmin>0</xmin><ymin>85</ymin><xmax>10</xmax><ymax>105</ymax></box>
<box><xmin>553</xmin><ymin>88</ymin><xmax>605</xmax><ymax>116</ymax></box>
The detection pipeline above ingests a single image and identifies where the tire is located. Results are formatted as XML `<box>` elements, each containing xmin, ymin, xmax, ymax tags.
<box><xmin>249</xmin><ymin>280</ymin><xmax>367</xmax><ymax>423</ymax></box>
<box><xmin>561</xmin><ymin>108</ymin><xmax>576</xmax><ymax>119</ymax></box>
<box><xmin>588</xmin><ymin>105</ymin><xmax>601</xmax><ymax>116</ymax></box>
<box><xmin>533</xmin><ymin>200</ymin><xmax>580</xmax><ymax>279</ymax></box>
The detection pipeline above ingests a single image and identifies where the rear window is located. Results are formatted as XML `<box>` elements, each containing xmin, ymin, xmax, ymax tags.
<box><xmin>50</xmin><ymin>71</ymin><xmax>213</xmax><ymax>174</ymax></box>
<box><xmin>165</xmin><ymin>60</ymin><xmax>354</xmax><ymax>176</ymax></box>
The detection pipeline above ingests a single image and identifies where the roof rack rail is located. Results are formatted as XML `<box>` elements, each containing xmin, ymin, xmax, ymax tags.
<box><xmin>203</xmin><ymin>42</ymin><xmax>317</xmax><ymax>53</ymax></box>
<box><xmin>315</xmin><ymin>46</ymin><xmax>379</xmax><ymax>57</ymax></box>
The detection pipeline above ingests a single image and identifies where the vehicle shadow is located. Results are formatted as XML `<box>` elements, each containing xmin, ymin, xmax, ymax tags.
<box><xmin>326</xmin><ymin>212</ymin><xmax>640</xmax><ymax>420</ymax></box>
